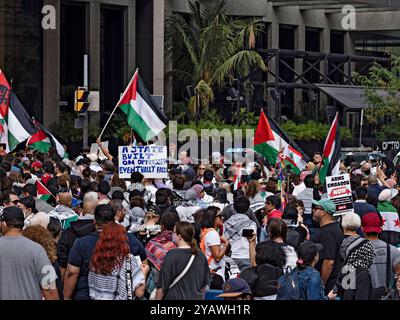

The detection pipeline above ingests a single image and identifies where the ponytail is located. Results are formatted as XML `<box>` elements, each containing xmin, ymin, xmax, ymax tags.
<box><xmin>296</xmin><ymin>258</ymin><xmax>313</xmax><ymax>270</ymax></box>
<box><xmin>190</xmin><ymin>239</ymin><xmax>199</xmax><ymax>256</ymax></box>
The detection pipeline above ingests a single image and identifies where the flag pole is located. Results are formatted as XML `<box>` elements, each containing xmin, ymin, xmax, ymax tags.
<box><xmin>98</xmin><ymin>68</ymin><xmax>139</xmax><ymax>141</ymax></box>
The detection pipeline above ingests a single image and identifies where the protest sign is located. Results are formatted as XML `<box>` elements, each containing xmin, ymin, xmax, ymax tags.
<box><xmin>325</xmin><ymin>174</ymin><xmax>354</xmax><ymax>216</ymax></box>
<box><xmin>90</xmin><ymin>141</ymin><xmax>109</xmax><ymax>161</ymax></box>
<box><xmin>118</xmin><ymin>145</ymin><xmax>168</xmax><ymax>179</ymax></box>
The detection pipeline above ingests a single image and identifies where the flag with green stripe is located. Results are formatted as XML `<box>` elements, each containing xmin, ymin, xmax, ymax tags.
<box><xmin>254</xmin><ymin>111</ymin><xmax>309</xmax><ymax>174</ymax></box>
<box><xmin>0</xmin><ymin>70</ymin><xmax>36</xmax><ymax>151</ymax></box>
<box><xmin>27</xmin><ymin>120</ymin><xmax>65</xmax><ymax>158</ymax></box>
<box><xmin>117</xmin><ymin>70</ymin><xmax>168</xmax><ymax>142</ymax></box>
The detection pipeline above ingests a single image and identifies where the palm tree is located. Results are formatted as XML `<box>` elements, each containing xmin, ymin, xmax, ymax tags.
<box><xmin>165</xmin><ymin>0</ymin><xmax>267</xmax><ymax>116</ymax></box>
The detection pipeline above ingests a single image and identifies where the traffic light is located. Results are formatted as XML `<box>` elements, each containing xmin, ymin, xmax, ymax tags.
<box><xmin>74</xmin><ymin>88</ymin><xmax>90</xmax><ymax>113</ymax></box>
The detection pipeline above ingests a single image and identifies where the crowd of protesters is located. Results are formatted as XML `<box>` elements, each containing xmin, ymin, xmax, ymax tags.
<box><xmin>0</xmin><ymin>140</ymin><xmax>400</xmax><ymax>301</ymax></box>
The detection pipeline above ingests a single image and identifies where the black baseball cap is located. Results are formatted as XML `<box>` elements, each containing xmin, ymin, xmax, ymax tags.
<box><xmin>298</xmin><ymin>241</ymin><xmax>323</xmax><ymax>262</ymax></box>
<box><xmin>19</xmin><ymin>196</ymin><xmax>38</xmax><ymax>213</ymax></box>
<box><xmin>94</xmin><ymin>204</ymin><xmax>115</xmax><ymax>222</ymax></box>
<box><xmin>1</xmin><ymin>206</ymin><xmax>25</xmax><ymax>222</ymax></box>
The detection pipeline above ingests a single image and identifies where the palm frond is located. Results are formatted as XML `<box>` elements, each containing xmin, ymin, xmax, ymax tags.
<box><xmin>210</xmin><ymin>50</ymin><xmax>267</xmax><ymax>86</ymax></box>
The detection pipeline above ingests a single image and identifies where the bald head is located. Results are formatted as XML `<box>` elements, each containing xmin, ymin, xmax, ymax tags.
<box><xmin>58</xmin><ymin>192</ymin><xmax>72</xmax><ymax>207</ymax></box>
<box><xmin>368</xmin><ymin>175</ymin><xmax>378</xmax><ymax>185</ymax></box>
<box><xmin>83</xmin><ymin>200</ymin><xmax>97</xmax><ymax>216</ymax></box>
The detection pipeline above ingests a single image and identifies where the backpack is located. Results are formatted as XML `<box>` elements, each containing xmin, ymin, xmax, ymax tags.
<box><xmin>276</xmin><ymin>267</ymin><xmax>301</xmax><ymax>300</ymax></box>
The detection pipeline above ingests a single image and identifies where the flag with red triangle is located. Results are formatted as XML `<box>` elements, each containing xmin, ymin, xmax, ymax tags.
<box><xmin>319</xmin><ymin>113</ymin><xmax>341</xmax><ymax>185</ymax></box>
<box><xmin>27</xmin><ymin>120</ymin><xmax>65</xmax><ymax>158</ymax></box>
<box><xmin>254</xmin><ymin>111</ymin><xmax>309</xmax><ymax>174</ymax></box>
<box><xmin>37</xmin><ymin>179</ymin><xmax>52</xmax><ymax>202</ymax></box>
<box><xmin>116</xmin><ymin>70</ymin><xmax>168</xmax><ymax>141</ymax></box>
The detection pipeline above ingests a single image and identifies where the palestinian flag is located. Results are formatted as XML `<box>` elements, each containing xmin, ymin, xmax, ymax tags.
<box><xmin>116</xmin><ymin>70</ymin><xmax>168</xmax><ymax>142</ymax></box>
<box><xmin>319</xmin><ymin>113</ymin><xmax>341</xmax><ymax>185</ymax></box>
<box><xmin>27</xmin><ymin>121</ymin><xmax>65</xmax><ymax>158</ymax></box>
<box><xmin>254</xmin><ymin>111</ymin><xmax>309</xmax><ymax>174</ymax></box>
<box><xmin>0</xmin><ymin>71</ymin><xmax>9</xmax><ymax>146</ymax></box>
<box><xmin>378</xmin><ymin>201</ymin><xmax>400</xmax><ymax>234</ymax></box>
<box><xmin>0</xmin><ymin>70</ymin><xmax>36</xmax><ymax>151</ymax></box>
<box><xmin>37</xmin><ymin>179</ymin><xmax>52</xmax><ymax>202</ymax></box>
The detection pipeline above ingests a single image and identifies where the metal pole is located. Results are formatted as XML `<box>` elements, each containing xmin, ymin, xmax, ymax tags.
<box><xmin>359</xmin><ymin>108</ymin><xmax>364</xmax><ymax>147</ymax></box>
<box><xmin>83</xmin><ymin>54</ymin><xmax>89</xmax><ymax>148</ymax></box>
<box><xmin>195</xmin><ymin>88</ymin><xmax>199</xmax><ymax>124</ymax></box>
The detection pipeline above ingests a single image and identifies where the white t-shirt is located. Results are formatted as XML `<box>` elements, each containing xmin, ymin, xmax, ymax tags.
<box><xmin>176</xmin><ymin>205</ymin><xmax>202</xmax><ymax>223</ymax></box>
<box><xmin>292</xmin><ymin>182</ymin><xmax>306</xmax><ymax>197</ymax></box>
<box><xmin>204</xmin><ymin>229</ymin><xmax>225</xmax><ymax>280</ymax></box>
<box><xmin>226</xmin><ymin>224</ymin><xmax>257</xmax><ymax>260</ymax></box>
<box><xmin>281</xmin><ymin>244</ymin><xmax>298</xmax><ymax>269</ymax></box>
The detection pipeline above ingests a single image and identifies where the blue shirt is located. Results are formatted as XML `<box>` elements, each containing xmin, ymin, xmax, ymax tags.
<box><xmin>68</xmin><ymin>231</ymin><xmax>146</xmax><ymax>300</ymax></box>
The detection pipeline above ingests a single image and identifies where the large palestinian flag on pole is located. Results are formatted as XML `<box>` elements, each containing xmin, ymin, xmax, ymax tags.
<box><xmin>27</xmin><ymin>121</ymin><xmax>65</xmax><ymax>158</ymax></box>
<box><xmin>116</xmin><ymin>70</ymin><xmax>168</xmax><ymax>142</ymax></box>
<box><xmin>319</xmin><ymin>113</ymin><xmax>341</xmax><ymax>185</ymax></box>
<box><xmin>0</xmin><ymin>70</ymin><xmax>36</xmax><ymax>151</ymax></box>
<box><xmin>254</xmin><ymin>111</ymin><xmax>309</xmax><ymax>174</ymax></box>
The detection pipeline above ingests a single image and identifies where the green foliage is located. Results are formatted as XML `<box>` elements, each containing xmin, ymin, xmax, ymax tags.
<box><xmin>281</xmin><ymin>120</ymin><xmax>352</xmax><ymax>141</ymax></box>
<box><xmin>376</xmin><ymin>120</ymin><xmax>400</xmax><ymax>140</ymax></box>
<box><xmin>231</xmin><ymin>108</ymin><xmax>258</xmax><ymax>127</ymax></box>
<box><xmin>165</xmin><ymin>0</ymin><xmax>267</xmax><ymax>115</ymax></box>
<box><xmin>353</xmin><ymin>55</ymin><xmax>400</xmax><ymax>125</ymax></box>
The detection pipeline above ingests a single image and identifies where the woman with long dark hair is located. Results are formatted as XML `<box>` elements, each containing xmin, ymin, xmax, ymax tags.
<box><xmin>199</xmin><ymin>207</ymin><xmax>229</xmax><ymax>289</ymax></box>
<box><xmin>155</xmin><ymin>221</ymin><xmax>210</xmax><ymax>300</ymax></box>
<box><xmin>88</xmin><ymin>222</ymin><xmax>148</xmax><ymax>300</ymax></box>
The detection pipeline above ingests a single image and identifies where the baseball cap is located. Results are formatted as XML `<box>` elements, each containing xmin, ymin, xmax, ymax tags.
<box><xmin>31</xmin><ymin>161</ymin><xmax>42</xmax><ymax>169</ymax></box>
<box><xmin>361</xmin><ymin>212</ymin><xmax>383</xmax><ymax>233</ymax></box>
<box><xmin>1</xmin><ymin>206</ymin><xmax>25</xmax><ymax>222</ymax></box>
<box><xmin>298</xmin><ymin>240</ymin><xmax>323</xmax><ymax>262</ymax></box>
<box><xmin>19</xmin><ymin>196</ymin><xmax>38</xmax><ymax>213</ymax></box>
<box><xmin>378</xmin><ymin>188</ymin><xmax>398</xmax><ymax>202</ymax></box>
<box><xmin>312</xmin><ymin>199</ymin><xmax>336</xmax><ymax>215</ymax></box>
<box><xmin>217</xmin><ymin>278</ymin><xmax>252</xmax><ymax>298</ymax></box>
<box><xmin>94</xmin><ymin>204</ymin><xmax>115</xmax><ymax>222</ymax></box>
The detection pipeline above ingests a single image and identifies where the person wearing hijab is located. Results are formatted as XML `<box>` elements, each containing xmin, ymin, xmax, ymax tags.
<box><xmin>336</xmin><ymin>237</ymin><xmax>375</xmax><ymax>300</ymax></box>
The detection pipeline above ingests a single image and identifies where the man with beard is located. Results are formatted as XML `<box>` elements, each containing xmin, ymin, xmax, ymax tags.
<box><xmin>311</xmin><ymin>199</ymin><xmax>344</xmax><ymax>294</ymax></box>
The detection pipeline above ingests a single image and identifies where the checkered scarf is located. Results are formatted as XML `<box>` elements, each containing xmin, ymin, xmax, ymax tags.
<box><xmin>343</xmin><ymin>239</ymin><xmax>375</xmax><ymax>272</ymax></box>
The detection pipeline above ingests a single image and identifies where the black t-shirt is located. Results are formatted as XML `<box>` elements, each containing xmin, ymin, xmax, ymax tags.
<box><xmin>157</xmin><ymin>248</ymin><xmax>210</xmax><ymax>300</ymax></box>
<box><xmin>311</xmin><ymin>222</ymin><xmax>344</xmax><ymax>293</ymax></box>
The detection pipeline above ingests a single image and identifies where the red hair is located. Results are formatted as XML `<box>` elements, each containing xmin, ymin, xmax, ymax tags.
<box><xmin>90</xmin><ymin>222</ymin><xmax>130</xmax><ymax>275</ymax></box>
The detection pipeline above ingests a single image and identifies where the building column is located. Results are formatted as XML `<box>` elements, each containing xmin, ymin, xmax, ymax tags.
<box><xmin>88</xmin><ymin>0</ymin><xmax>100</xmax><ymax>91</ymax></box>
<box><xmin>164</xmin><ymin>1</ymin><xmax>173</xmax><ymax>114</ymax></box>
<box><xmin>125</xmin><ymin>1</ymin><xmax>135</xmax><ymax>83</ymax></box>
<box><xmin>86</xmin><ymin>0</ymin><xmax>100</xmax><ymax>125</ymax></box>
<box><xmin>0</xmin><ymin>4</ymin><xmax>4</xmax><ymax>69</ymax></box>
<box><xmin>43</xmin><ymin>0</ymin><xmax>60</xmax><ymax>126</ymax></box>
<box><xmin>267</xmin><ymin>21</ymin><xmax>279</xmax><ymax>118</ymax></box>
<box><xmin>344</xmin><ymin>31</ymin><xmax>356</xmax><ymax>84</ymax></box>
<box><xmin>153</xmin><ymin>0</ymin><xmax>164</xmax><ymax>96</ymax></box>
<box><xmin>319</xmin><ymin>28</ymin><xmax>331</xmax><ymax>120</ymax></box>
<box><xmin>294</xmin><ymin>23</ymin><xmax>305</xmax><ymax>117</ymax></box>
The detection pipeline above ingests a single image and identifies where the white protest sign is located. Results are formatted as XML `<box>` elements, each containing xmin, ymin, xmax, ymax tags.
<box><xmin>90</xmin><ymin>141</ymin><xmax>109</xmax><ymax>161</ymax></box>
<box><xmin>326</xmin><ymin>174</ymin><xmax>354</xmax><ymax>216</ymax></box>
<box><xmin>118</xmin><ymin>145</ymin><xmax>168</xmax><ymax>179</ymax></box>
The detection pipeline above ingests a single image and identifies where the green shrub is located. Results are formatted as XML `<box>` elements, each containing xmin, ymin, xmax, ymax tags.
<box><xmin>281</xmin><ymin>120</ymin><xmax>352</xmax><ymax>141</ymax></box>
